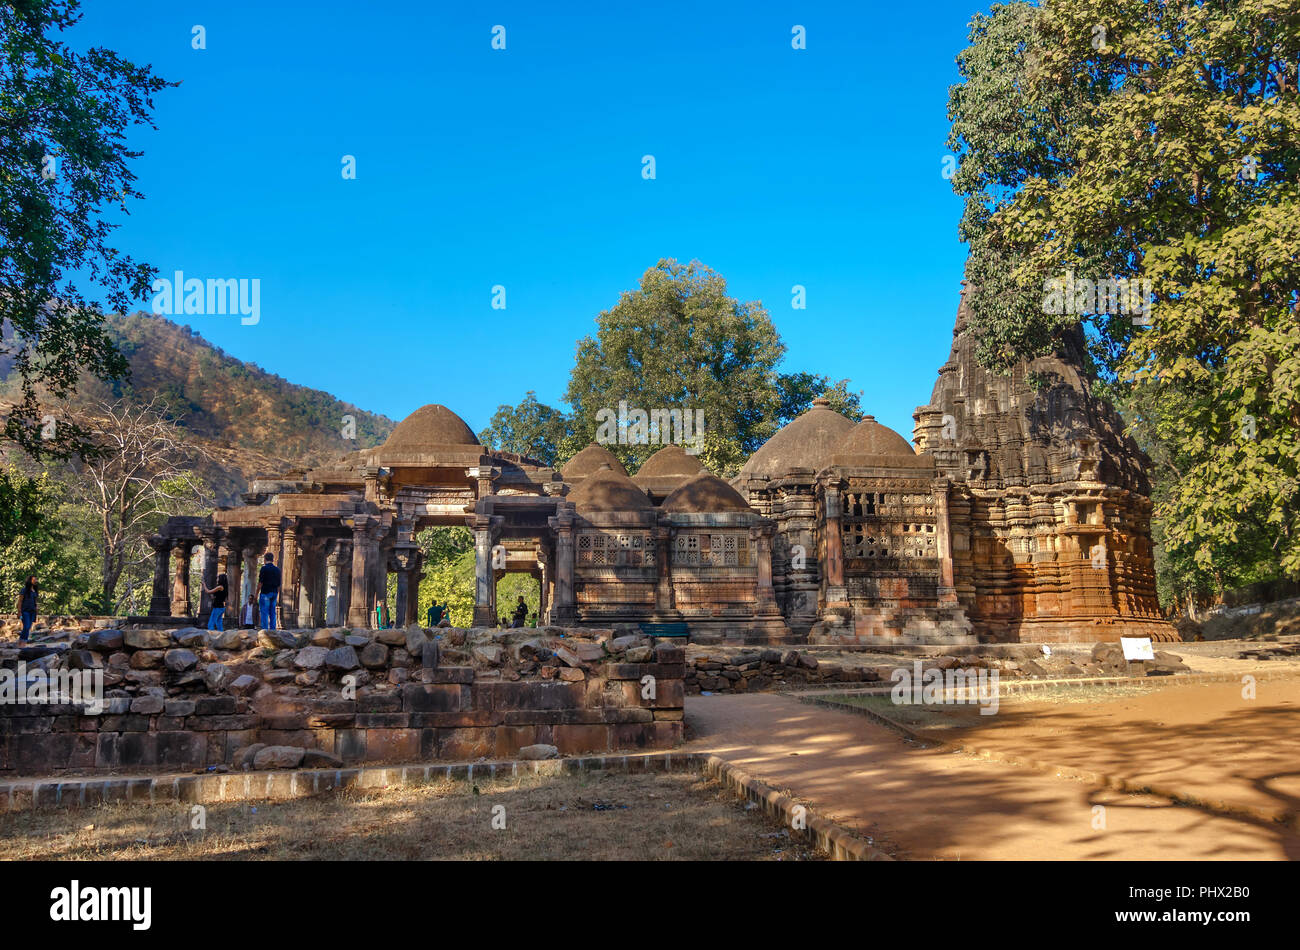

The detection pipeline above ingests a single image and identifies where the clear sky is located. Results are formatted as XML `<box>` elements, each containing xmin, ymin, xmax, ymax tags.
<box><xmin>73</xmin><ymin>0</ymin><xmax>985</xmax><ymax>442</ymax></box>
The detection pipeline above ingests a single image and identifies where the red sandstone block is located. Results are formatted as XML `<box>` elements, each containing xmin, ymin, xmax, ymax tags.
<box><xmin>495</xmin><ymin>726</ymin><xmax>539</xmax><ymax>758</ymax></box>
<box><xmin>309</xmin><ymin>713</ymin><xmax>355</xmax><ymax>728</ymax></box>
<box><xmin>654</xmin><ymin>645</ymin><xmax>685</xmax><ymax>664</ymax></box>
<box><xmin>189</xmin><ymin>714</ymin><xmax>259</xmax><ymax>731</ymax></box>
<box><xmin>426</xmin><ymin>666</ymin><xmax>473</xmax><ymax>684</ymax></box>
<box><xmin>437</xmin><ymin>727</ymin><xmax>495</xmax><ymax>760</ymax></box>
<box><xmin>364</xmin><ymin>728</ymin><xmax>421</xmax><ymax>763</ymax></box>
<box><xmin>356</xmin><ymin>692</ymin><xmax>403</xmax><ymax>713</ymax></box>
<box><xmin>409</xmin><ymin>711</ymin><xmax>496</xmax><ymax>728</ymax></box>
<box><xmin>336</xmin><ymin>729</ymin><xmax>366</xmax><ymax>762</ymax></box>
<box><xmin>486</xmin><ymin>681</ymin><xmax>583</xmax><ymax>712</ymax></box>
<box><xmin>116</xmin><ymin>732</ymin><xmax>158</xmax><ymax>768</ymax></box>
<box><xmin>402</xmin><ymin>684</ymin><xmax>468</xmax><ymax>713</ymax></box>
<box><xmin>69</xmin><ymin>733</ymin><xmax>97</xmax><ymax>770</ymax></box>
<box><xmin>262</xmin><ymin>714</ymin><xmax>310</xmax><ymax>730</ymax></box>
<box><xmin>552</xmin><ymin>724</ymin><xmax>611</xmax><ymax>756</ymax></box>
<box><xmin>355</xmin><ymin>713</ymin><xmax>412</xmax><ymax>729</ymax></box>
<box><xmin>259</xmin><ymin>729</ymin><xmax>316</xmax><ymax>748</ymax></box>
<box><xmin>612</xmin><ymin>721</ymin><xmax>682</xmax><ymax>750</ymax></box>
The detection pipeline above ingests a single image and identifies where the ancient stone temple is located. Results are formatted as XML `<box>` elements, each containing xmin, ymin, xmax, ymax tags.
<box><xmin>149</xmin><ymin>287</ymin><xmax>1172</xmax><ymax>644</ymax></box>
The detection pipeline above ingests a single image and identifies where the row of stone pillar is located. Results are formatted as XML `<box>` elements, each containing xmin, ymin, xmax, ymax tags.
<box><xmin>148</xmin><ymin>520</ymin><xmax>426</xmax><ymax>630</ymax></box>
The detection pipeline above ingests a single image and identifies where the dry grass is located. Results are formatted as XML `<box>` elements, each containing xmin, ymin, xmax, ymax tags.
<box><xmin>0</xmin><ymin>770</ymin><xmax>825</xmax><ymax>861</ymax></box>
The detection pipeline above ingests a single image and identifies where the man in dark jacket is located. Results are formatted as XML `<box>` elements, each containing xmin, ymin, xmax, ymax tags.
<box><xmin>256</xmin><ymin>553</ymin><xmax>281</xmax><ymax>630</ymax></box>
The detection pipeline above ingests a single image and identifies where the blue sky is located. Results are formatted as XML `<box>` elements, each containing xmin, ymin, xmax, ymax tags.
<box><xmin>74</xmin><ymin>0</ymin><xmax>985</xmax><ymax>442</ymax></box>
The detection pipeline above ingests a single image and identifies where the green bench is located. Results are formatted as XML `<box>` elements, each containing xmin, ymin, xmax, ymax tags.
<box><xmin>638</xmin><ymin>621</ymin><xmax>690</xmax><ymax>638</ymax></box>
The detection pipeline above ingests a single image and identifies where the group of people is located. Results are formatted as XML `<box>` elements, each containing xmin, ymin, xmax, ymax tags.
<box><xmin>12</xmin><ymin>555</ymin><xmax>538</xmax><ymax>639</ymax></box>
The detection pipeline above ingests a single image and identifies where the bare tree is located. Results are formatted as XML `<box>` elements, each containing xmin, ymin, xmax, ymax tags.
<box><xmin>65</xmin><ymin>398</ymin><xmax>209</xmax><ymax>611</ymax></box>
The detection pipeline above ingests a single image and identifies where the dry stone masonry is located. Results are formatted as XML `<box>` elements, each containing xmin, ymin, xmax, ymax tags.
<box><xmin>0</xmin><ymin>623</ymin><xmax>683</xmax><ymax>776</ymax></box>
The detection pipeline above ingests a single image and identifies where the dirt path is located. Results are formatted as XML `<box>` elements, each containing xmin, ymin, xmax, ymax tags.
<box><xmin>912</xmin><ymin>677</ymin><xmax>1300</xmax><ymax>823</ymax></box>
<box><xmin>684</xmin><ymin>693</ymin><xmax>1300</xmax><ymax>860</ymax></box>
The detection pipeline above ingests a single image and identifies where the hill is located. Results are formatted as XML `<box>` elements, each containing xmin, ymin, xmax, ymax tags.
<box><xmin>0</xmin><ymin>312</ymin><xmax>395</xmax><ymax>505</ymax></box>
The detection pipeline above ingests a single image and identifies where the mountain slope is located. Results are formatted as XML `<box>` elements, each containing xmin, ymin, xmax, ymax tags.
<box><xmin>1</xmin><ymin>312</ymin><xmax>396</xmax><ymax>505</ymax></box>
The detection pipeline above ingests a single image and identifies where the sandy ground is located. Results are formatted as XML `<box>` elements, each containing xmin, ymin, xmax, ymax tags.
<box><xmin>683</xmin><ymin>691</ymin><xmax>1300</xmax><ymax>860</ymax></box>
<box><xmin>895</xmin><ymin>676</ymin><xmax>1300</xmax><ymax>823</ymax></box>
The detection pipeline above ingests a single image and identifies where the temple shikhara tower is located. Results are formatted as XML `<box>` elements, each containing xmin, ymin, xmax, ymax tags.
<box><xmin>149</xmin><ymin>287</ymin><xmax>1172</xmax><ymax>644</ymax></box>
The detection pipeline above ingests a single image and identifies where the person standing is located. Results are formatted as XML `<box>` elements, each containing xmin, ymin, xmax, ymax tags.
<box><xmin>241</xmin><ymin>595</ymin><xmax>256</xmax><ymax>629</ymax></box>
<box><xmin>15</xmin><ymin>576</ymin><xmax>38</xmax><ymax>644</ymax></box>
<box><xmin>512</xmin><ymin>596</ymin><xmax>527</xmax><ymax>628</ymax></box>
<box><xmin>256</xmin><ymin>553</ymin><xmax>281</xmax><ymax>630</ymax></box>
<box><xmin>202</xmin><ymin>572</ymin><xmax>228</xmax><ymax>631</ymax></box>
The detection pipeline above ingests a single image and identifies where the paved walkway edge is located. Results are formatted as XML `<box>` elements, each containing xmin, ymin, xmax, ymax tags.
<box><xmin>0</xmin><ymin>749</ymin><xmax>885</xmax><ymax>861</ymax></box>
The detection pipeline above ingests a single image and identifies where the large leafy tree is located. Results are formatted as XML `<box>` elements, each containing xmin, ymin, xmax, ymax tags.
<box><xmin>949</xmin><ymin>0</ymin><xmax>1300</xmax><ymax>596</ymax></box>
<box><xmin>564</xmin><ymin>259</ymin><xmax>861</xmax><ymax>477</ymax></box>
<box><xmin>0</xmin><ymin>0</ymin><xmax>172</xmax><ymax>457</ymax></box>
<box><xmin>477</xmin><ymin>391</ymin><xmax>572</xmax><ymax>466</ymax></box>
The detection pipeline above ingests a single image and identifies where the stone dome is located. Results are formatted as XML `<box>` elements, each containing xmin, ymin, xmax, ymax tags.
<box><xmin>568</xmin><ymin>464</ymin><xmax>652</xmax><ymax>512</ymax></box>
<box><xmin>382</xmin><ymin>404</ymin><xmax>479</xmax><ymax>451</ymax></box>
<box><xmin>561</xmin><ymin>443</ymin><xmax>628</xmax><ymax>481</ymax></box>
<box><xmin>738</xmin><ymin>397</ymin><xmax>855</xmax><ymax>479</ymax></box>
<box><xmin>831</xmin><ymin>415</ymin><xmax>932</xmax><ymax>468</ymax></box>
<box><xmin>833</xmin><ymin>416</ymin><xmax>915</xmax><ymax>457</ymax></box>
<box><xmin>661</xmin><ymin>473</ymin><xmax>755</xmax><ymax>514</ymax></box>
<box><xmin>633</xmin><ymin>444</ymin><xmax>706</xmax><ymax>483</ymax></box>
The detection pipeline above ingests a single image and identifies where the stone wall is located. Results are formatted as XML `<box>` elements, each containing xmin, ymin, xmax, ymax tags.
<box><xmin>0</xmin><ymin>624</ymin><xmax>684</xmax><ymax>777</ymax></box>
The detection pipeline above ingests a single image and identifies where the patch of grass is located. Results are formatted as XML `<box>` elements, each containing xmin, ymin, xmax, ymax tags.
<box><xmin>0</xmin><ymin>771</ymin><xmax>826</xmax><ymax>861</ymax></box>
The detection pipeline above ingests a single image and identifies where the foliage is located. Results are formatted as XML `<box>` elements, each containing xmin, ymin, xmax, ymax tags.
<box><xmin>0</xmin><ymin>0</ymin><xmax>174</xmax><ymax>457</ymax></box>
<box><xmin>948</xmin><ymin>0</ymin><xmax>1300</xmax><ymax>598</ymax></box>
<box><xmin>0</xmin><ymin>467</ymin><xmax>95</xmax><ymax>613</ymax></box>
<box><xmin>478</xmin><ymin>391</ymin><xmax>572</xmax><ymax>465</ymax></box>
<box><xmin>563</xmin><ymin>258</ymin><xmax>861</xmax><ymax>476</ymax></box>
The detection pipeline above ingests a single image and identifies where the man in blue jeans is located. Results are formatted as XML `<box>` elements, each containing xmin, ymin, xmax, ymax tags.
<box><xmin>256</xmin><ymin>552</ymin><xmax>281</xmax><ymax>630</ymax></box>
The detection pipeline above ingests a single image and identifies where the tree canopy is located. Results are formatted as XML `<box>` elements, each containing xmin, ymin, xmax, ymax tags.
<box><xmin>948</xmin><ymin>0</ymin><xmax>1300</xmax><ymax>598</ymax></box>
<box><xmin>0</xmin><ymin>0</ymin><xmax>173</xmax><ymax>457</ymax></box>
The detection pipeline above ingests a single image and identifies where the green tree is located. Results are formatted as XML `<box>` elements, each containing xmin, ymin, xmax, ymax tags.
<box><xmin>0</xmin><ymin>467</ymin><xmax>95</xmax><ymax>614</ymax></box>
<box><xmin>478</xmin><ymin>391</ymin><xmax>572</xmax><ymax>465</ymax></box>
<box><xmin>0</xmin><ymin>0</ymin><xmax>174</xmax><ymax>457</ymax></box>
<box><xmin>565</xmin><ymin>259</ymin><xmax>853</xmax><ymax>477</ymax></box>
<box><xmin>948</xmin><ymin>0</ymin><xmax>1300</xmax><ymax>595</ymax></box>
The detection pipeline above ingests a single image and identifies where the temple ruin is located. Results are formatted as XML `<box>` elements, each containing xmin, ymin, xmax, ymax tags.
<box><xmin>149</xmin><ymin>288</ymin><xmax>1173</xmax><ymax>644</ymax></box>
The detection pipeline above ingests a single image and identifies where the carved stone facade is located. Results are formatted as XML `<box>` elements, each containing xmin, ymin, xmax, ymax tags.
<box><xmin>151</xmin><ymin>289</ymin><xmax>1171</xmax><ymax>644</ymax></box>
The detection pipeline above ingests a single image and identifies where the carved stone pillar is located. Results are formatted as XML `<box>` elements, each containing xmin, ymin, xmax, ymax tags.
<box><xmin>224</xmin><ymin>539</ymin><xmax>240</xmax><ymax>625</ymax></box>
<box><xmin>279</xmin><ymin>524</ymin><xmax>299</xmax><ymax>629</ymax></box>
<box><xmin>347</xmin><ymin>520</ymin><xmax>374</xmax><ymax>628</ymax></box>
<box><xmin>198</xmin><ymin>533</ymin><xmax>219</xmax><ymax>618</ymax></box>
<box><xmin>266</xmin><ymin>523</ymin><xmax>283</xmax><ymax>565</ymax></box>
<box><xmin>171</xmin><ymin>542</ymin><xmax>193</xmax><ymax>617</ymax></box>
<box><xmin>391</xmin><ymin>545</ymin><xmax>418</xmax><ymax>631</ymax></box>
<box><xmin>549</xmin><ymin>511</ymin><xmax>577</xmax><ymax>625</ymax></box>
<box><xmin>821</xmin><ymin>481</ymin><xmax>849</xmax><ymax>613</ymax></box>
<box><xmin>325</xmin><ymin>542</ymin><xmax>344</xmax><ymax>626</ymax></box>
<box><xmin>933</xmin><ymin>477</ymin><xmax>958</xmax><ymax>605</ymax></box>
<box><xmin>148</xmin><ymin>538</ymin><xmax>172</xmax><ymax>617</ymax></box>
<box><xmin>752</xmin><ymin>523</ymin><xmax>781</xmax><ymax>616</ymax></box>
<box><xmin>652</xmin><ymin>525</ymin><xmax>677</xmax><ymax>617</ymax></box>
<box><xmin>470</xmin><ymin>515</ymin><xmax>499</xmax><ymax>628</ymax></box>
<box><xmin>242</xmin><ymin>547</ymin><xmax>259</xmax><ymax>613</ymax></box>
<box><xmin>336</xmin><ymin>540</ymin><xmax>352</xmax><ymax>625</ymax></box>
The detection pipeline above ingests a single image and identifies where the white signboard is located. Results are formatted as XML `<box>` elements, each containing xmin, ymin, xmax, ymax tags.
<box><xmin>1120</xmin><ymin>637</ymin><xmax>1155</xmax><ymax>661</ymax></box>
